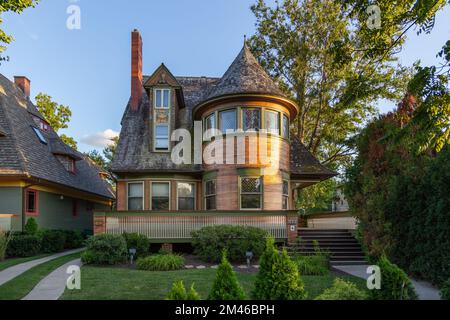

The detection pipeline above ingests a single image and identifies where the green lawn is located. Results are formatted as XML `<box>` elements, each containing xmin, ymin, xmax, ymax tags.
<box><xmin>61</xmin><ymin>266</ymin><xmax>368</xmax><ymax>300</ymax></box>
<box><xmin>0</xmin><ymin>254</ymin><xmax>51</xmax><ymax>272</ymax></box>
<box><xmin>0</xmin><ymin>252</ymin><xmax>81</xmax><ymax>300</ymax></box>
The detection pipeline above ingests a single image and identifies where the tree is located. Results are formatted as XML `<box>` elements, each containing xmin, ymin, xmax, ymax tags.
<box><xmin>85</xmin><ymin>150</ymin><xmax>106</xmax><ymax>169</ymax></box>
<box><xmin>0</xmin><ymin>0</ymin><xmax>39</xmax><ymax>54</ymax></box>
<box><xmin>249</xmin><ymin>0</ymin><xmax>409</xmax><ymax>172</ymax></box>
<box><xmin>35</xmin><ymin>93</ymin><xmax>78</xmax><ymax>149</ymax></box>
<box><xmin>253</xmin><ymin>237</ymin><xmax>279</xmax><ymax>299</ymax></box>
<box><xmin>103</xmin><ymin>136</ymin><xmax>119</xmax><ymax>170</ymax></box>
<box><xmin>208</xmin><ymin>251</ymin><xmax>246</xmax><ymax>300</ymax></box>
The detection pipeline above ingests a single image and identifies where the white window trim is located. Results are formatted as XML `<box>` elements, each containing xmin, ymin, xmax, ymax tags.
<box><xmin>239</xmin><ymin>176</ymin><xmax>263</xmax><ymax>210</ymax></box>
<box><xmin>150</xmin><ymin>181</ymin><xmax>171</xmax><ymax>211</ymax></box>
<box><xmin>126</xmin><ymin>181</ymin><xmax>144</xmax><ymax>211</ymax></box>
<box><xmin>204</xmin><ymin>179</ymin><xmax>217</xmax><ymax>211</ymax></box>
<box><xmin>153</xmin><ymin>87</ymin><xmax>171</xmax><ymax>153</ymax></box>
<box><xmin>176</xmin><ymin>182</ymin><xmax>196</xmax><ymax>211</ymax></box>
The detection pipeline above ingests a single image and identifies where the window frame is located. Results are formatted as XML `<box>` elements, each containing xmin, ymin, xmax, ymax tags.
<box><xmin>239</xmin><ymin>176</ymin><xmax>263</xmax><ymax>210</ymax></box>
<box><xmin>242</xmin><ymin>108</ymin><xmax>261</xmax><ymax>132</ymax></box>
<box><xmin>218</xmin><ymin>109</ymin><xmax>237</xmax><ymax>133</ymax></box>
<box><xmin>151</xmin><ymin>181</ymin><xmax>171</xmax><ymax>211</ymax></box>
<box><xmin>32</xmin><ymin>126</ymin><xmax>47</xmax><ymax>144</ymax></box>
<box><xmin>282</xmin><ymin>114</ymin><xmax>290</xmax><ymax>139</ymax></box>
<box><xmin>204</xmin><ymin>179</ymin><xmax>217</xmax><ymax>211</ymax></box>
<box><xmin>176</xmin><ymin>182</ymin><xmax>196</xmax><ymax>211</ymax></box>
<box><xmin>264</xmin><ymin>110</ymin><xmax>281</xmax><ymax>136</ymax></box>
<box><xmin>203</xmin><ymin>112</ymin><xmax>217</xmax><ymax>138</ymax></box>
<box><xmin>126</xmin><ymin>181</ymin><xmax>144</xmax><ymax>211</ymax></box>
<box><xmin>282</xmin><ymin>180</ymin><xmax>289</xmax><ymax>210</ymax></box>
<box><xmin>25</xmin><ymin>189</ymin><xmax>39</xmax><ymax>216</ymax></box>
<box><xmin>153</xmin><ymin>87</ymin><xmax>171</xmax><ymax>152</ymax></box>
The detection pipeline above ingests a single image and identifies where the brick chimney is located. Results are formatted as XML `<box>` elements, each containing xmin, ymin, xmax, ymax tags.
<box><xmin>130</xmin><ymin>29</ymin><xmax>143</xmax><ymax>111</ymax></box>
<box><xmin>14</xmin><ymin>76</ymin><xmax>31</xmax><ymax>99</ymax></box>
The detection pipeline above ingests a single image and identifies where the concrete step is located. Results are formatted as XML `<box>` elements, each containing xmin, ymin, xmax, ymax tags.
<box><xmin>330</xmin><ymin>260</ymin><xmax>368</xmax><ymax>266</ymax></box>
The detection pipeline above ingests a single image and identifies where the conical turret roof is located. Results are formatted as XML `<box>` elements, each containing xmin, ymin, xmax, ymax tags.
<box><xmin>204</xmin><ymin>44</ymin><xmax>286</xmax><ymax>101</ymax></box>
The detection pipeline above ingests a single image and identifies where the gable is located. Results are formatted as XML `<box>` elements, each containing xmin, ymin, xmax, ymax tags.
<box><xmin>143</xmin><ymin>64</ymin><xmax>181</xmax><ymax>88</ymax></box>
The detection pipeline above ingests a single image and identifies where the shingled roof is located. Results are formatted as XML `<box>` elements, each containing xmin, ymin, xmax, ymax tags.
<box><xmin>290</xmin><ymin>136</ymin><xmax>336</xmax><ymax>180</ymax></box>
<box><xmin>112</xmin><ymin>43</ymin><xmax>334</xmax><ymax>180</ymax></box>
<box><xmin>0</xmin><ymin>73</ymin><xmax>114</xmax><ymax>199</ymax></box>
<box><xmin>204</xmin><ymin>44</ymin><xmax>286</xmax><ymax>101</ymax></box>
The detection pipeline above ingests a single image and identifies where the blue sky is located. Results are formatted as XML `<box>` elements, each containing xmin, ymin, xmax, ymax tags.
<box><xmin>1</xmin><ymin>0</ymin><xmax>449</xmax><ymax>153</ymax></box>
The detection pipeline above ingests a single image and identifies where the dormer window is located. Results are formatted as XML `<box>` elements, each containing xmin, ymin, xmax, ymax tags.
<box><xmin>153</xmin><ymin>88</ymin><xmax>171</xmax><ymax>152</ymax></box>
<box><xmin>56</xmin><ymin>155</ymin><xmax>76</xmax><ymax>173</ymax></box>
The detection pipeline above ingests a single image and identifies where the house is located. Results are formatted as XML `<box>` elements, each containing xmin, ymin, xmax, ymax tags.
<box><xmin>0</xmin><ymin>73</ymin><xmax>114</xmax><ymax>233</ymax></box>
<box><xmin>94</xmin><ymin>29</ymin><xmax>335</xmax><ymax>246</ymax></box>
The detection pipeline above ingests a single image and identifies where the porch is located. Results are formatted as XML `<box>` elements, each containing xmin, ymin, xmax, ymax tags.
<box><xmin>93</xmin><ymin>210</ymin><xmax>299</xmax><ymax>243</ymax></box>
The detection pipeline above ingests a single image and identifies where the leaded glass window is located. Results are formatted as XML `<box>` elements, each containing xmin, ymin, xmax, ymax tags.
<box><xmin>243</xmin><ymin>108</ymin><xmax>261</xmax><ymax>131</ymax></box>
<box><xmin>240</xmin><ymin>177</ymin><xmax>262</xmax><ymax>209</ymax></box>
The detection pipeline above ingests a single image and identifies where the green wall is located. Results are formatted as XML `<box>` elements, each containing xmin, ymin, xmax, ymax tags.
<box><xmin>0</xmin><ymin>187</ymin><xmax>22</xmax><ymax>231</ymax></box>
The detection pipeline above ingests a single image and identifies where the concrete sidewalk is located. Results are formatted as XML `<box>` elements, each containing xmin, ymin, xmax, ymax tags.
<box><xmin>0</xmin><ymin>248</ymin><xmax>84</xmax><ymax>287</ymax></box>
<box><xmin>23</xmin><ymin>258</ymin><xmax>81</xmax><ymax>300</ymax></box>
<box><xmin>333</xmin><ymin>264</ymin><xmax>441</xmax><ymax>300</ymax></box>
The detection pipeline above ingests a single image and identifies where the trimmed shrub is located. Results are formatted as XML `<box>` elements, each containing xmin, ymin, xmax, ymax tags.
<box><xmin>208</xmin><ymin>251</ymin><xmax>246</xmax><ymax>300</ymax></box>
<box><xmin>315</xmin><ymin>278</ymin><xmax>367</xmax><ymax>300</ymax></box>
<box><xmin>24</xmin><ymin>218</ymin><xmax>38</xmax><ymax>235</ymax></box>
<box><xmin>6</xmin><ymin>234</ymin><xmax>41</xmax><ymax>257</ymax></box>
<box><xmin>253</xmin><ymin>237</ymin><xmax>279</xmax><ymax>299</ymax></box>
<box><xmin>191</xmin><ymin>225</ymin><xmax>267</xmax><ymax>262</ymax></box>
<box><xmin>253</xmin><ymin>238</ymin><xmax>306</xmax><ymax>300</ymax></box>
<box><xmin>270</xmin><ymin>249</ymin><xmax>307</xmax><ymax>300</ymax></box>
<box><xmin>371</xmin><ymin>256</ymin><xmax>418</xmax><ymax>300</ymax></box>
<box><xmin>123</xmin><ymin>232</ymin><xmax>150</xmax><ymax>258</ymax></box>
<box><xmin>63</xmin><ymin>231</ymin><xmax>85</xmax><ymax>249</ymax></box>
<box><xmin>166</xmin><ymin>281</ymin><xmax>201</xmax><ymax>300</ymax></box>
<box><xmin>136</xmin><ymin>254</ymin><xmax>185</xmax><ymax>271</ymax></box>
<box><xmin>40</xmin><ymin>230</ymin><xmax>66</xmax><ymax>253</ymax></box>
<box><xmin>293</xmin><ymin>254</ymin><xmax>329</xmax><ymax>276</ymax></box>
<box><xmin>82</xmin><ymin>234</ymin><xmax>127</xmax><ymax>265</ymax></box>
<box><xmin>440</xmin><ymin>278</ymin><xmax>450</xmax><ymax>300</ymax></box>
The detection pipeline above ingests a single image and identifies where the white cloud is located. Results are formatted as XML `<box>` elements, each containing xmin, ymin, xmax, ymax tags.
<box><xmin>80</xmin><ymin>129</ymin><xmax>119</xmax><ymax>148</ymax></box>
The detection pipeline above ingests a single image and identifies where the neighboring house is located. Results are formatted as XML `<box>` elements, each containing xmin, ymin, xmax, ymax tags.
<box><xmin>332</xmin><ymin>188</ymin><xmax>349</xmax><ymax>212</ymax></box>
<box><xmin>94</xmin><ymin>30</ymin><xmax>335</xmax><ymax>246</ymax></box>
<box><xmin>0</xmin><ymin>74</ymin><xmax>114</xmax><ymax>233</ymax></box>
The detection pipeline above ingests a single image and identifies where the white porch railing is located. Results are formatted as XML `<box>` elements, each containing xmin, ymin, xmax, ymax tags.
<box><xmin>96</xmin><ymin>211</ymin><xmax>290</xmax><ymax>240</ymax></box>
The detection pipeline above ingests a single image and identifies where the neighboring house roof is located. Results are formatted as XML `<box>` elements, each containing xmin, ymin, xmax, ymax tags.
<box><xmin>204</xmin><ymin>44</ymin><xmax>286</xmax><ymax>101</ymax></box>
<box><xmin>0</xmin><ymin>73</ymin><xmax>114</xmax><ymax>199</ymax></box>
<box><xmin>112</xmin><ymin>44</ymin><xmax>335</xmax><ymax>179</ymax></box>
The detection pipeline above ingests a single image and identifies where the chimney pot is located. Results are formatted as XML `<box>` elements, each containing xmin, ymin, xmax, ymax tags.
<box><xmin>131</xmin><ymin>29</ymin><xmax>143</xmax><ymax>111</ymax></box>
<box><xmin>14</xmin><ymin>76</ymin><xmax>31</xmax><ymax>99</ymax></box>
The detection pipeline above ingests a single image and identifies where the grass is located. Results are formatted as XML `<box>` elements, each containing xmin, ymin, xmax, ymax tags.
<box><xmin>0</xmin><ymin>252</ymin><xmax>81</xmax><ymax>300</ymax></box>
<box><xmin>0</xmin><ymin>254</ymin><xmax>51</xmax><ymax>272</ymax></box>
<box><xmin>61</xmin><ymin>266</ymin><xmax>368</xmax><ymax>300</ymax></box>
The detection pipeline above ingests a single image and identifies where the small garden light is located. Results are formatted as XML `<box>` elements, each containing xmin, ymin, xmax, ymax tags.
<box><xmin>129</xmin><ymin>248</ymin><xmax>137</xmax><ymax>264</ymax></box>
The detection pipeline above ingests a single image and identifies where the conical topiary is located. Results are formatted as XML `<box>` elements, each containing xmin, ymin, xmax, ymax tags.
<box><xmin>166</xmin><ymin>280</ymin><xmax>187</xmax><ymax>300</ymax></box>
<box><xmin>252</xmin><ymin>237</ymin><xmax>279</xmax><ymax>299</ymax></box>
<box><xmin>208</xmin><ymin>250</ymin><xmax>246</xmax><ymax>300</ymax></box>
